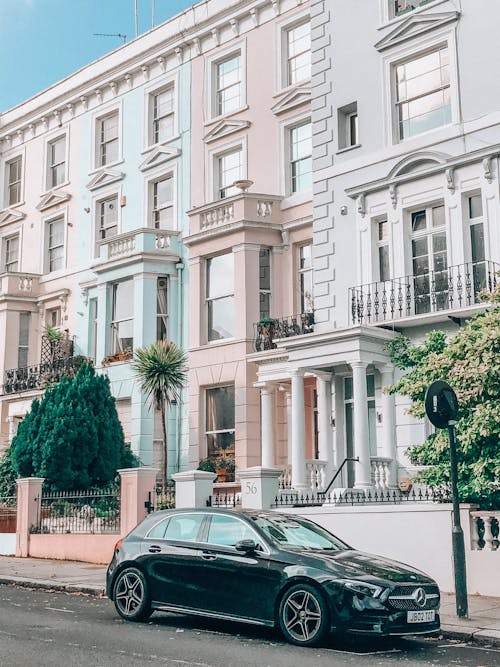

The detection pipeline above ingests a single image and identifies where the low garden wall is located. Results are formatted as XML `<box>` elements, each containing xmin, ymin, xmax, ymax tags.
<box><xmin>29</xmin><ymin>534</ymin><xmax>117</xmax><ymax>564</ymax></box>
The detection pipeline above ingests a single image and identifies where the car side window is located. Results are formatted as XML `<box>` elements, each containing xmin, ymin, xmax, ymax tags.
<box><xmin>164</xmin><ymin>514</ymin><xmax>205</xmax><ymax>542</ymax></box>
<box><xmin>147</xmin><ymin>517</ymin><xmax>170</xmax><ymax>539</ymax></box>
<box><xmin>206</xmin><ymin>514</ymin><xmax>260</xmax><ymax>548</ymax></box>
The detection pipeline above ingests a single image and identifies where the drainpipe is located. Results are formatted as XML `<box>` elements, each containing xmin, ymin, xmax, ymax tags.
<box><xmin>175</xmin><ymin>261</ymin><xmax>184</xmax><ymax>472</ymax></box>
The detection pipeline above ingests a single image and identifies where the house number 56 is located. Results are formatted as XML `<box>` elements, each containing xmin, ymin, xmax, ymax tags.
<box><xmin>245</xmin><ymin>482</ymin><xmax>257</xmax><ymax>495</ymax></box>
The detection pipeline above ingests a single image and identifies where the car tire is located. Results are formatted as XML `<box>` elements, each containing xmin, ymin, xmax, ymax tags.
<box><xmin>278</xmin><ymin>583</ymin><xmax>329</xmax><ymax>647</ymax></box>
<box><xmin>113</xmin><ymin>567</ymin><xmax>152</xmax><ymax>622</ymax></box>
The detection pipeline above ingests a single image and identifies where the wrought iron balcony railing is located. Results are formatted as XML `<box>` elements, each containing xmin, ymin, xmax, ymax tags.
<box><xmin>2</xmin><ymin>356</ymin><xmax>84</xmax><ymax>395</ymax></box>
<box><xmin>254</xmin><ymin>312</ymin><xmax>314</xmax><ymax>351</ymax></box>
<box><xmin>349</xmin><ymin>261</ymin><xmax>499</xmax><ymax>326</ymax></box>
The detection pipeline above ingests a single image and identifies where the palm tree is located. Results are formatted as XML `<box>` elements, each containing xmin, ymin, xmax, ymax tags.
<box><xmin>132</xmin><ymin>341</ymin><xmax>187</xmax><ymax>489</ymax></box>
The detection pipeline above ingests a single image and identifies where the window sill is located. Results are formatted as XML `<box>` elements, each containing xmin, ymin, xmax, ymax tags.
<box><xmin>280</xmin><ymin>190</ymin><xmax>312</xmax><ymax>210</ymax></box>
<box><xmin>273</xmin><ymin>78</ymin><xmax>312</xmax><ymax>99</ymax></box>
<box><xmin>204</xmin><ymin>106</ymin><xmax>250</xmax><ymax>127</ymax></box>
<box><xmin>336</xmin><ymin>143</ymin><xmax>362</xmax><ymax>155</ymax></box>
<box><xmin>40</xmin><ymin>181</ymin><xmax>71</xmax><ymax>197</ymax></box>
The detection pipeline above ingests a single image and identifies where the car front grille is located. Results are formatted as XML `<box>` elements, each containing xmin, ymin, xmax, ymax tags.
<box><xmin>387</xmin><ymin>584</ymin><xmax>440</xmax><ymax>611</ymax></box>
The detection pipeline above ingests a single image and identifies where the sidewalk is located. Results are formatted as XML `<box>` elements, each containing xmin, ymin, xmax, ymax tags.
<box><xmin>0</xmin><ymin>555</ymin><xmax>499</xmax><ymax>647</ymax></box>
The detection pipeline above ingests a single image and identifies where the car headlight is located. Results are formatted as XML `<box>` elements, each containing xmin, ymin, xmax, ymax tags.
<box><xmin>342</xmin><ymin>580</ymin><xmax>384</xmax><ymax>598</ymax></box>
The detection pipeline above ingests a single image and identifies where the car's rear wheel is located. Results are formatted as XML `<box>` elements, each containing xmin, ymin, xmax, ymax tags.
<box><xmin>113</xmin><ymin>567</ymin><xmax>152</xmax><ymax>622</ymax></box>
<box><xmin>278</xmin><ymin>583</ymin><xmax>329</xmax><ymax>647</ymax></box>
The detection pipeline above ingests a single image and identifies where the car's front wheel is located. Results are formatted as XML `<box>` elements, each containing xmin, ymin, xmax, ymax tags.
<box><xmin>113</xmin><ymin>567</ymin><xmax>152</xmax><ymax>622</ymax></box>
<box><xmin>278</xmin><ymin>583</ymin><xmax>329</xmax><ymax>646</ymax></box>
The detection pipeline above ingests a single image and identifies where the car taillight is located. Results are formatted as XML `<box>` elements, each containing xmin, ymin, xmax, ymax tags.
<box><xmin>114</xmin><ymin>538</ymin><xmax>123</xmax><ymax>551</ymax></box>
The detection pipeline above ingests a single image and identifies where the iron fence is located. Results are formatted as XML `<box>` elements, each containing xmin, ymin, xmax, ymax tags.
<box><xmin>273</xmin><ymin>487</ymin><xmax>451</xmax><ymax>508</ymax></box>
<box><xmin>35</xmin><ymin>486</ymin><xmax>120</xmax><ymax>534</ymax></box>
<box><xmin>254</xmin><ymin>312</ymin><xmax>314</xmax><ymax>351</ymax></box>
<box><xmin>207</xmin><ymin>491</ymin><xmax>241</xmax><ymax>508</ymax></box>
<box><xmin>0</xmin><ymin>494</ymin><xmax>17</xmax><ymax>533</ymax></box>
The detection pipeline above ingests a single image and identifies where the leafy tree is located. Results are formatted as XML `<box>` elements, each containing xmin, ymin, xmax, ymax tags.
<box><xmin>132</xmin><ymin>341</ymin><xmax>187</xmax><ymax>488</ymax></box>
<box><xmin>387</xmin><ymin>285</ymin><xmax>500</xmax><ymax>509</ymax></box>
<box><xmin>10</xmin><ymin>362</ymin><xmax>137</xmax><ymax>490</ymax></box>
<box><xmin>0</xmin><ymin>449</ymin><xmax>17</xmax><ymax>498</ymax></box>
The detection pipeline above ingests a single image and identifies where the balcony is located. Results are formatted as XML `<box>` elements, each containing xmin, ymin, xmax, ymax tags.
<box><xmin>2</xmin><ymin>356</ymin><xmax>84</xmax><ymax>395</ymax></box>
<box><xmin>188</xmin><ymin>192</ymin><xmax>283</xmax><ymax>237</ymax></box>
<box><xmin>95</xmin><ymin>228</ymin><xmax>181</xmax><ymax>266</ymax></box>
<box><xmin>350</xmin><ymin>261</ymin><xmax>499</xmax><ymax>326</ymax></box>
<box><xmin>0</xmin><ymin>272</ymin><xmax>40</xmax><ymax>298</ymax></box>
<box><xmin>254</xmin><ymin>312</ymin><xmax>315</xmax><ymax>352</ymax></box>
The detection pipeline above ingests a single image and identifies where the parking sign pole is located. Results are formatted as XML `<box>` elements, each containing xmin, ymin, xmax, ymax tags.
<box><xmin>448</xmin><ymin>420</ymin><xmax>468</xmax><ymax>618</ymax></box>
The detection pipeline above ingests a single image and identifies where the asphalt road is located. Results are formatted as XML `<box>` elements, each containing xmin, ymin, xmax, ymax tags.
<box><xmin>1</xmin><ymin>584</ymin><xmax>500</xmax><ymax>667</ymax></box>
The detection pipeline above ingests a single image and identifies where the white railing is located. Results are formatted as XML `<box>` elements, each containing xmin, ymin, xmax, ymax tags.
<box><xmin>306</xmin><ymin>459</ymin><xmax>327</xmax><ymax>492</ymax></box>
<box><xmin>200</xmin><ymin>203</ymin><xmax>234</xmax><ymax>229</ymax></box>
<box><xmin>371</xmin><ymin>457</ymin><xmax>392</xmax><ymax>491</ymax></box>
<box><xmin>108</xmin><ymin>234</ymin><xmax>135</xmax><ymax>258</ymax></box>
<box><xmin>470</xmin><ymin>511</ymin><xmax>500</xmax><ymax>551</ymax></box>
<box><xmin>279</xmin><ymin>465</ymin><xmax>292</xmax><ymax>490</ymax></box>
<box><xmin>155</xmin><ymin>233</ymin><xmax>171</xmax><ymax>249</ymax></box>
<box><xmin>256</xmin><ymin>200</ymin><xmax>274</xmax><ymax>217</ymax></box>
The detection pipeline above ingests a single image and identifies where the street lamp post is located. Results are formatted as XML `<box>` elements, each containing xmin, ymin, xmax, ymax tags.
<box><xmin>425</xmin><ymin>380</ymin><xmax>468</xmax><ymax>618</ymax></box>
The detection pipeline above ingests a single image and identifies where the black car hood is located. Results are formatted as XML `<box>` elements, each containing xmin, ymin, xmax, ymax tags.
<box><xmin>292</xmin><ymin>549</ymin><xmax>433</xmax><ymax>585</ymax></box>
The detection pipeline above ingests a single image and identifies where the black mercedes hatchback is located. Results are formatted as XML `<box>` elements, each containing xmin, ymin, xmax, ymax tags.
<box><xmin>106</xmin><ymin>508</ymin><xmax>440</xmax><ymax>646</ymax></box>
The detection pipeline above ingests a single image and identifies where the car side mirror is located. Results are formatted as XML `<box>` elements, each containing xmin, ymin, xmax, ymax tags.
<box><xmin>235</xmin><ymin>539</ymin><xmax>258</xmax><ymax>553</ymax></box>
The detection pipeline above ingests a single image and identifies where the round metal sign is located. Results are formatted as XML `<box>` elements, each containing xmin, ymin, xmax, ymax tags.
<box><xmin>425</xmin><ymin>380</ymin><xmax>459</xmax><ymax>429</ymax></box>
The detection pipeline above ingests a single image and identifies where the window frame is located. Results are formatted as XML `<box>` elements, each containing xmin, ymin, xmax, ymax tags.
<box><xmin>4</xmin><ymin>154</ymin><xmax>24</xmax><ymax>208</ymax></box>
<box><xmin>43</xmin><ymin>212</ymin><xmax>66</xmax><ymax>274</ymax></box>
<box><xmin>382</xmin><ymin>29</ymin><xmax>459</xmax><ymax>146</ymax></box>
<box><xmin>150</xmin><ymin>172</ymin><xmax>175</xmax><ymax>230</ymax></box>
<box><xmin>208</xmin><ymin>138</ymin><xmax>247</xmax><ymax>202</ymax></box>
<box><xmin>206</xmin><ymin>41</ymin><xmax>246</xmax><ymax>121</ymax></box>
<box><xmin>204</xmin><ymin>384</ymin><xmax>236</xmax><ymax>459</ymax></box>
<box><xmin>156</xmin><ymin>276</ymin><xmax>169</xmax><ymax>342</ymax></box>
<box><xmin>282</xmin><ymin>115</ymin><xmax>312</xmax><ymax>200</ymax></box>
<box><xmin>17</xmin><ymin>311</ymin><xmax>31</xmax><ymax>369</ymax></box>
<box><xmin>45</xmin><ymin>131</ymin><xmax>68</xmax><ymax>191</ymax></box>
<box><xmin>1</xmin><ymin>231</ymin><xmax>20</xmax><ymax>273</ymax></box>
<box><xmin>93</xmin><ymin>186</ymin><xmax>122</xmax><ymax>257</ymax></box>
<box><xmin>92</xmin><ymin>104</ymin><xmax>122</xmax><ymax>171</ymax></box>
<box><xmin>144</xmin><ymin>75</ymin><xmax>178</xmax><ymax>149</ymax></box>
<box><xmin>110</xmin><ymin>279</ymin><xmax>134</xmax><ymax>355</ymax></box>
<box><xmin>275</xmin><ymin>10</ymin><xmax>311</xmax><ymax>92</ymax></box>
<box><xmin>297</xmin><ymin>242</ymin><xmax>314</xmax><ymax>315</ymax></box>
<box><xmin>375</xmin><ymin>216</ymin><xmax>391</xmax><ymax>283</ymax></box>
<box><xmin>205</xmin><ymin>252</ymin><xmax>235</xmax><ymax>342</ymax></box>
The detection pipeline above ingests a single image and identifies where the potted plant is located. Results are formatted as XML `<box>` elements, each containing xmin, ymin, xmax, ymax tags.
<box><xmin>215</xmin><ymin>457</ymin><xmax>232</xmax><ymax>483</ymax></box>
<box><xmin>197</xmin><ymin>458</ymin><xmax>216</xmax><ymax>473</ymax></box>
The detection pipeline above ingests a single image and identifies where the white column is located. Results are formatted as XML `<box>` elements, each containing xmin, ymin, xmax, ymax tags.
<box><xmin>351</xmin><ymin>361</ymin><xmax>372</xmax><ymax>488</ymax></box>
<box><xmin>260</xmin><ymin>384</ymin><xmax>275</xmax><ymax>468</ymax></box>
<box><xmin>291</xmin><ymin>370</ymin><xmax>307</xmax><ymax>489</ymax></box>
<box><xmin>317</xmin><ymin>374</ymin><xmax>334</xmax><ymax>478</ymax></box>
<box><xmin>285</xmin><ymin>391</ymin><xmax>292</xmax><ymax>466</ymax></box>
<box><xmin>380</xmin><ymin>365</ymin><xmax>397</xmax><ymax>487</ymax></box>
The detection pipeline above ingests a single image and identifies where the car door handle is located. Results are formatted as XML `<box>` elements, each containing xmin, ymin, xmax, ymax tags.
<box><xmin>202</xmin><ymin>551</ymin><xmax>217</xmax><ymax>560</ymax></box>
<box><xmin>148</xmin><ymin>545</ymin><xmax>162</xmax><ymax>553</ymax></box>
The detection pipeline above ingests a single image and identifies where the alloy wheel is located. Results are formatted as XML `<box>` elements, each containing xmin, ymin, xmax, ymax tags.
<box><xmin>113</xmin><ymin>567</ymin><xmax>151</xmax><ymax>622</ymax></box>
<box><xmin>279</xmin><ymin>584</ymin><xmax>327</xmax><ymax>646</ymax></box>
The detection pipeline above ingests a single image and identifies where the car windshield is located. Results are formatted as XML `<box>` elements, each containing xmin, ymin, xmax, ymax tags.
<box><xmin>253</xmin><ymin>515</ymin><xmax>349</xmax><ymax>551</ymax></box>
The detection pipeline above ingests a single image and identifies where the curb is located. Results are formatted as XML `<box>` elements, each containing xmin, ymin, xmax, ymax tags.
<box><xmin>441</xmin><ymin>624</ymin><xmax>500</xmax><ymax>649</ymax></box>
<box><xmin>0</xmin><ymin>576</ymin><xmax>105</xmax><ymax>597</ymax></box>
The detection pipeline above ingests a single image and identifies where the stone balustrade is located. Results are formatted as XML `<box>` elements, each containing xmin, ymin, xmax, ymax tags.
<box><xmin>470</xmin><ymin>511</ymin><xmax>500</xmax><ymax>551</ymax></box>
<box><xmin>371</xmin><ymin>457</ymin><xmax>392</xmax><ymax>491</ymax></box>
<box><xmin>189</xmin><ymin>192</ymin><xmax>283</xmax><ymax>234</ymax></box>
<box><xmin>0</xmin><ymin>272</ymin><xmax>40</xmax><ymax>297</ymax></box>
<box><xmin>98</xmin><ymin>228</ymin><xmax>180</xmax><ymax>262</ymax></box>
<box><xmin>306</xmin><ymin>459</ymin><xmax>327</xmax><ymax>492</ymax></box>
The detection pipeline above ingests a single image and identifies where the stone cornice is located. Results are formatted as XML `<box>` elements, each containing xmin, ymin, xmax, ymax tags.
<box><xmin>0</xmin><ymin>0</ymin><xmax>303</xmax><ymax>147</ymax></box>
<box><xmin>374</xmin><ymin>10</ymin><xmax>460</xmax><ymax>51</ymax></box>
<box><xmin>345</xmin><ymin>144</ymin><xmax>500</xmax><ymax>200</ymax></box>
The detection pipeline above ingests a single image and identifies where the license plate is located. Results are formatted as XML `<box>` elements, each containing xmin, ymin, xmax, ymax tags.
<box><xmin>407</xmin><ymin>610</ymin><xmax>435</xmax><ymax>623</ymax></box>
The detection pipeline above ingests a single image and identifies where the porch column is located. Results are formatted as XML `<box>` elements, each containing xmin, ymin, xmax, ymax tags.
<box><xmin>350</xmin><ymin>361</ymin><xmax>372</xmax><ymax>488</ymax></box>
<box><xmin>260</xmin><ymin>384</ymin><xmax>275</xmax><ymax>468</ymax></box>
<box><xmin>317</xmin><ymin>374</ymin><xmax>334</xmax><ymax>479</ymax></box>
<box><xmin>290</xmin><ymin>369</ymin><xmax>307</xmax><ymax>489</ymax></box>
<box><xmin>285</xmin><ymin>391</ymin><xmax>292</xmax><ymax>465</ymax></box>
<box><xmin>380</xmin><ymin>365</ymin><xmax>397</xmax><ymax>487</ymax></box>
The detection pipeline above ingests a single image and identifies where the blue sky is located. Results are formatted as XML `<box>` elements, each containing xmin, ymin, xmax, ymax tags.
<box><xmin>0</xmin><ymin>0</ymin><xmax>196</xmax><ymax>111</ymax></box>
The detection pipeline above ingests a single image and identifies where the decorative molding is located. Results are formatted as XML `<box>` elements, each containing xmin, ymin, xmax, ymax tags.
<box><xmin>445</xmin><ymin>167</ymin><xmax>455</xmax><ymax>192</ymax></box>
<box><xmin>139</xmin><ymin>144</ymin><xmax>181</xmax><ymax>171</ymax></box>
<box><xmin>357</xmin><ymin>194</ymin><xmax>366</xmax><ymax>217</ymax></box>
<box><xmin>0</xmin><ymin>208</ymin><xmax>26</xmax><ymax>227</ymax></box>
<box><xmin>388</xmin><ymin>151</ymin><xmax>450</xmax><ymax>179</ymax></box>
<box><xmin>483</xmin><ymin>157</ymin><xmax>493</xmax><ymax>183</ymax></box>
<box><xmin>109</xmin><ymin>81</ymin><xmax>118</xmax><ymax>97</ymax></box>
<box><xmin>271</xmin><ymin>0</ymin><xmax>280</xmax><ymax>17</ymax></box>
<box><xmin>389</xmin><ymin>184</ymin><xmax>397</xmax><ymax>209</ymax></box>
<box><xmin>249</xmin><ymin>8</ymin><xmax>259</xmax><ymax>27</ymax></box>
<box><xmin>271</xmin><ymin>85</ymin><xmax>311</xmax><ymax>116</ymax></box>
<box><xmin>141</xmin><ymin>65</ymin><xmax>150</xmax><ymax>82</ymax></box>
<box><xmin>36</xmin><ymin>190</ymin><xmax>71</xmax><ymax>212</ymax></box>
<box><xmin>157</xmin><ymin>56</ymin><xmax>166</xmax><ymax>73</ymax></box>
<box><xmin>86</xmin><ymin>168</ymin><xmax>125</xmax><ymax>191</ymax></box>
<box><xmin>203</xmin><ymin>119</ymin><xmax>250</xmax><ymax>143</ymax></box>
<box><xmin>124</xmin><ymin>73</ymin><xmax>133</xmax><ymax>90</ymax></box>
<box><xmin>175</xmin><ymin>47</ymin><xmax>183</xmax><ymax>65</ymax></box>
<box><xmin>211</xmin><ymin>27</ymin><xmax>220</xmax><ymax>47</ymax></box>
<box><xmin>375</xmin><ymin>11</ymin><xmax>461</xmax><ymax>51</ymax></box>
<box><xmin>230</xmin><ymin>19</ymin><xmax>239</xmax><ymax>36</ymax></box>
<box><xmin>192</xmin><ymin>37</ymin><xmax>201</xmax><ymax>56</ymax></box>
